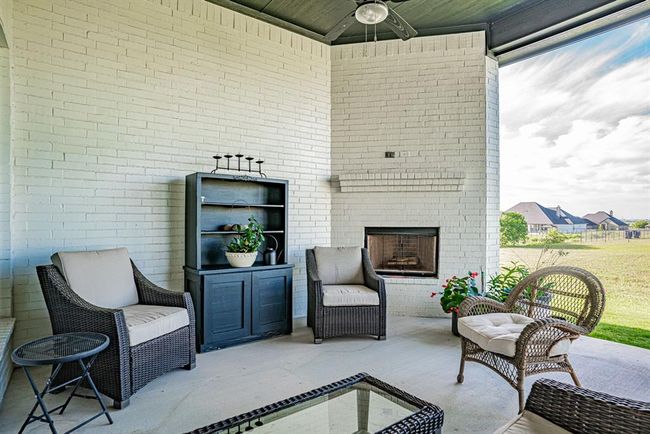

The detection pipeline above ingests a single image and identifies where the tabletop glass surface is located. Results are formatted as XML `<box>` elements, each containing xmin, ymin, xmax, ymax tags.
<box><xmin>13</xmin><ymin>332</ymin><xmax>108</xmax><ymax>362</ymax></box>
<box><xmin>215</xmin><ymin>382</ymin><xmax>418</xmax><ymax>434</ymax></box>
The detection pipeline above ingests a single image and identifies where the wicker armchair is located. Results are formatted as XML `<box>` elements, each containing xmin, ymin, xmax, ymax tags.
<box><xmin>306</xmin><ymin>247</ymin><xmax>386</xmax><ymax>343</ymax></box>
<box><xmin>457</xmin><ymin>266</ymin><xmax>605</xmax><ymax>411</ymax></box>
<box><xmin>37</xmin><ymin>251</ymin><xmax>196</xmax><ymax>409</ymax></box>
<box><xmin>496</xmin><ymin>379</ymin><xmax>650</xmax><ymax>433</ymax></box>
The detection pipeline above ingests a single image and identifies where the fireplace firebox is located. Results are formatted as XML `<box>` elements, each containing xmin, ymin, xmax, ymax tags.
<box><xmin>365</xmin><ymin>227</ymin><xmax>439</xmax><ymax>277</ymax></box>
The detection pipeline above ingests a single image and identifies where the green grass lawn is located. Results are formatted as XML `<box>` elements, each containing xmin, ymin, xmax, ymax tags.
<box><xmin>501</xmin><ymin>239</ymin><xmax>650</xmax><ymax>350</ymax></box>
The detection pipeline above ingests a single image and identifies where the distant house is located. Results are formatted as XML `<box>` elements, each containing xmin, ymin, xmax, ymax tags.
<box><xmin>505</xmin><ymin>202</ymin><xmax>588</xmax><ymax>234</ymax></box>
<box><xmin>582</xmin><ymin>211</ymin><xmax>629</xmax><ymax>230</ymax></box>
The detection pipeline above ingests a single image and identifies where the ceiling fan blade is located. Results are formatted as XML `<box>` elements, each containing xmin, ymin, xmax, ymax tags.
<box><xmin>325</xmin><ymin>12</ymin><xmax>358</xmax><ymax>43</ymax></box>
<box><xmin>384</xmin><ymin>6</ymin><xmax>417</xmax><ymax>41</ymax></box>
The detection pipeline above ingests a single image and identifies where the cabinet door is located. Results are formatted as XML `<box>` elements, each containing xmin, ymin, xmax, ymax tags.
<box><xmin>203</xmin><ymin>273</ymin><xmax>251</xmax><ymax>346</ymax></box>
<box><xmin>252</xmin><ymin>268</ymin><xmax>292</xmax><ymax>336</ymax></box>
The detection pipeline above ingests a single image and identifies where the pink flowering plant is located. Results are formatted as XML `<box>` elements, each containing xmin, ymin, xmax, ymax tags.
<box><xmin>433</xmin><ymin>272</ymin><xmax>480</xmax><ymax>314</ymax></box>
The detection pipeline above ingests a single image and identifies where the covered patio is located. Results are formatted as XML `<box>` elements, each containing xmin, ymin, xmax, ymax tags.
<box><xmin>1</xmin><ymin>317</ymin><xmax>649</xmax><ymax>432</ymax></box>
<box><xmin>0</xmin><ymin>0</ymin><xmax>648</xmax><ymax>433</ymax></box>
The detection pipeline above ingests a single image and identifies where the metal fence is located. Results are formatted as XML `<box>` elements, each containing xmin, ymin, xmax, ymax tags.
<box><xmin>579</xmin><ymin>228</ymin><xmax>650</xmax><ymax>243</ymax></box>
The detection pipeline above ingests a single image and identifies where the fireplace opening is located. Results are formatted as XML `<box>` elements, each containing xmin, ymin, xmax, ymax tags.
<box><xmin>365</xmin><ymin>227</ymin><xmax>439</xmax><ymax>277</ymax></box>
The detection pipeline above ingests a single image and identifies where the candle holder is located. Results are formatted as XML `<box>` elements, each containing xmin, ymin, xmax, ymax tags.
<box><xmin>211</xmin><ymin>155</ymin><xmax>222</xmax><ymax>173</ymax></box>
<box><xmin>208</xmin><ymin>153</ymin><xmax>266</xmax><ymax>178</ymax></box>
<box><xmin>224</xmin><ymin>154</ymin><xmax>233</xmax><ymax>170</ymax></box>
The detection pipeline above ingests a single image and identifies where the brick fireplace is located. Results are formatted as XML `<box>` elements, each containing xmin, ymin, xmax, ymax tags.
<box><xmin>365</xmin><ymin>227</ymin><xmax>439</xmax><ymax>277</ymax></box>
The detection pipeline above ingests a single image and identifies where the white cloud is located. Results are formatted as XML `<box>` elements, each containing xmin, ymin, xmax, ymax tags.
<box><xmin>500</xmin><ymin>19</ymin><xmax>650</xmax><ymax>219</ymax></box>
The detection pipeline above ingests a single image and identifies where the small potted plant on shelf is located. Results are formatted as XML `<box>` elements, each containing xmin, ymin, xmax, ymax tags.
<box><xmin>434</xmin><ymin>272</ymin><xmax>480</xmax><ymax>336</ymax></box>
<box><xmin>225</xmin><ymin>216</ymin><xmax>265</xmax><ymax>268</ymax></box>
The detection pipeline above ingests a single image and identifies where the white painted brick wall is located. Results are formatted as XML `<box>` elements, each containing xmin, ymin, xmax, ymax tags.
<box><xmin>330</xmin><ymin>33</ymin><xmax>499</xmax><ymax>317</ymax></box>
<box><xmin>7</xmin><ymin>0</ymin><xmax>331</xmax><ymax>345</ymax></box>
<box><xmin>1</xmin><ymin>0</ymin><xmax>501</xmax><ymax>342</ymax></box>
<box><xmin>0</xmin><ymin>47</ymin><xmax>10</xmax><ymax>319</ymax></box>
<box><xmin>485</xmin><ymin>56</ymin><xmax>500</xmax><ymax>275</ymax></box>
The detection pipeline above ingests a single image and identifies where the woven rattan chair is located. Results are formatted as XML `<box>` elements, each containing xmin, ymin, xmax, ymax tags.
<box><xmin>495</xmin><ymin>378</ymin><xmax>650</xmax><ymax>433</ymax></box>
<box><xmin>37</xmin><ymin>249</ymin><xmax>196</xmax><ymax>409</ymax></box>
<box><xmin>457</xmin><ymin>266</ymin><xmax>605</xmax><ymax>411</ymax></box>
<box><xmin>306</xmin><ymin>247</ymin><xmax>386</xmax><ymax>343</ymax></box>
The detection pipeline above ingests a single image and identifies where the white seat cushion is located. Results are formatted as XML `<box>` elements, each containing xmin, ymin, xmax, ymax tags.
<box><xmin>322</xmin><ymin>285</ymin><xmax>379</xmax><ymax>307</ymax></box>
<box><xmin>52</xmin><ymin>248</ymin><xmax>139</xmax><ymax>309</ymax></box>
<box><xmin>458</xmin><ymin>313</ymin><xmax>571</xmax><ymax>358</ymax></box>
<box><xmin>314</xmin><ymin>246</ymin><xmax>365</xmax><ymax>285</ymax></box>
<box><xmin>494</xmin><ymin>411</ymin><xmax>571</xmax><ymax>434</ymax></box>
<box><xmin>121</xmin><ymin>304</ymin><xmax>189</xmax><ymax>347</ymax></box>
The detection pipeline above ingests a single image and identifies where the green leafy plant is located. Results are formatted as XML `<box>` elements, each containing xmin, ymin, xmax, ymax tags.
<box><xmin>434</xmin><ymin>272</ymin><xmax>480</xmax><ymax>314</ymax></box>
<box><xmin>486</xmin><ymin>261</ymin><xmax>529</xmax><ymax>302</ymax></box>
<box><xmin>226</xmin><ymin>216</ymin><xmax>265</xmax><ymax>253</ymax></box>
<box><xmin>542</xmin><ymin>228</ymin><xmax>569</xmax><ymax>244</ymax></box>
<box><xmin>500</xmin><ymin>212</ymin><xmax>528</xmax><ymax>246</ymax></box>
<box><xmin>630</xmin><ymin>219</ymin><xmax>648</xmax><ymax>229</ymax></box>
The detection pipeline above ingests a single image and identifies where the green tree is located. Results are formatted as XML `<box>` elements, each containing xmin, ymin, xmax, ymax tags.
<box><xmin>500</xmin><ymin>212</ymin><xmax>528</xmax><ymax>246</ymax></box>
<box><xmin>630</xmin><ymin>220</ymin><xmax>648</xmax><ymax>229</ymax></box>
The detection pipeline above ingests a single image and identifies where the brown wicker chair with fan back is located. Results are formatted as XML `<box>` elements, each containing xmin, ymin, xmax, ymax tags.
<box><xmin>456</xmin><ymin>266</ymin><xmax>605</xmax><ymax>411</ymax></box>
<box><xmin>36</xmin><ymin>248</ymin><xmax>196</xmax><ymax>409</ymax></box>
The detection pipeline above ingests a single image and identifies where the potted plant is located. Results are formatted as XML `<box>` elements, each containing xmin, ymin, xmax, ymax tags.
<box><xmin>225</xmin><ymin>216</ymin><xmax>265</xmax><ymax>268</ymax></box>
<box><xmin>433</xmin><ymin>272</ymin><xmax>479</xmax><ymax>336</ymax></box>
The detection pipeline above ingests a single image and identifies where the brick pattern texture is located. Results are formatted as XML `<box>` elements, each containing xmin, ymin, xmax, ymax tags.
<box><xmin>0</xmin><ymin>1</ymin><xmax>500</xmax><ymax>342</ymax></box>
<box><xmin>5</xmin><ymin>0</ymin><xmax>331</xmax><ymax>345</ymax></box>
<box><xmin>330</xmin><ymin>33</ymin><xmax>499</xmax><ymax>316</ymax></box>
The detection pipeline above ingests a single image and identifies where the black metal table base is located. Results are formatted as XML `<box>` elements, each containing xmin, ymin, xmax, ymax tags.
<box><xmin>19</xmin><ymin>354</ymin><xmax>113</xmax><ymax>434</ymax></box>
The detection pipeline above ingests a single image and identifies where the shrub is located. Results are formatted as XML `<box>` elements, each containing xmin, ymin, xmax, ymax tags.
<box><xmin>631</xmin><ymin>220</ymin><xmax>648</xmax><ymax>229</ymax></box>
<box><xmin>500</xmin><ymin>212</ymin><xmax>528</xmax><ymax>246</ymax></box>
<box><xmin>486</xmin><ymin>262</ymin><xmax>529</xmax><ymax>302</ymax></box>
<box><xmin>542</xmin><ymin>228</ymin><xmax>568</xmax><ymax>244</ymax></box>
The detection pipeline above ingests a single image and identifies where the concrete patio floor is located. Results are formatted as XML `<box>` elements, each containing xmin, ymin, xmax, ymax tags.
<box><xmin>1</xmin><ymin>316</ymin><xmax>648</xmax><ymax>433</ymax></box>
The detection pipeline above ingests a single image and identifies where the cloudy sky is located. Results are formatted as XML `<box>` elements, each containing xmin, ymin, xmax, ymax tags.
<box><xmin>500</xmin><ymin>18</ymin><xmax>650</xmax><ymax>220</ymax></box>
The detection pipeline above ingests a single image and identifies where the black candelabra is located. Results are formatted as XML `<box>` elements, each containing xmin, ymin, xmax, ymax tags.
<box><xmin>211</xmin><ymin>153</ymin><xmax>266</xmax><ymax>178</ymax></box>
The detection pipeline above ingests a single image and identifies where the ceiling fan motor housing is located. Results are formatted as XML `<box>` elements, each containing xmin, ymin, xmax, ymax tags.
<box><xmin>355</xmin><ymin>1</ymin><xmax>389</xmax><ymax>25</ymax></box>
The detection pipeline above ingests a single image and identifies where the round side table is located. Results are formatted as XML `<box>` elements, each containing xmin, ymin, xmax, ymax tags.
<box><xmin>12</xmin><ymin>332</ymin><xmax>113</xmax><ymax>434</ymax></box>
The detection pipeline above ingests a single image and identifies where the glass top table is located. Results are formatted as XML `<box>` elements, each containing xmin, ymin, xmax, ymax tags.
<box><xmin>188</xmin><ymin>373</ymin><xmax>444</xmax><ymax>434</ymax></box>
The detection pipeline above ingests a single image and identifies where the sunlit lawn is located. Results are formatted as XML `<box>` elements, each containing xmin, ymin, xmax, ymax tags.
<box><xmin>501</xmin><ymin>239</ymin><xmax>650</xmax><ymax>350</ymax></box>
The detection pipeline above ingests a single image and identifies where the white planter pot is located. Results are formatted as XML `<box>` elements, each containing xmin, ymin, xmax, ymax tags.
<box><xmin>225</xmin><ymin>251</ymin><xmax>258</xmax><ymax>268</ymax></box>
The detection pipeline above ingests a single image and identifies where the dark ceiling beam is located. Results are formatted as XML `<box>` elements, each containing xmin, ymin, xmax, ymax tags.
<box><xmin>205</xmin><ymin>0</ymin><xmax>328</xmax><ymax>44</ymax></box>
<box><xmin>333</xmin><ymin>23</ymin><xmax>490</xmax><ymax>46</ymax></box>
<box><xmin>495</xmin><ymin>0</ymin><xmax>650</xmax><ymax>65</ymax></box>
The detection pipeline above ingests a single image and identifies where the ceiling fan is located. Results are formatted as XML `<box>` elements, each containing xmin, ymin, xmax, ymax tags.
<box><xmin>325</xmin><ymin>0</ymin><xmax>418</xmax><ymax>43</ymax></box>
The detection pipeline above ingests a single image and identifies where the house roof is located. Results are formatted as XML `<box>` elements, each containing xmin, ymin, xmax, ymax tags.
<box><xmin>583</xmin><ymin>211</ymin><xmax>628</xmax><ymax>227</ymax></box>
<box><xmin>506</xmin><ymin>202</ymin><xmax>589</xmax><ymax>226</ymax></box>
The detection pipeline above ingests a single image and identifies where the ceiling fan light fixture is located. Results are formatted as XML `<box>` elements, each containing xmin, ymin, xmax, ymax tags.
<box><xmin>355</xmin><ymin>1</ymin><xmax>389</xmax><ymax>25</ymax></box>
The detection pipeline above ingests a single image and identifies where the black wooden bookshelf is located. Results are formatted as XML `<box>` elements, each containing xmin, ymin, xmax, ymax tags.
<box><xmin>184</xmin><ymin>173</ymin><xmax>293</xmax><ymax>352</ymax></box>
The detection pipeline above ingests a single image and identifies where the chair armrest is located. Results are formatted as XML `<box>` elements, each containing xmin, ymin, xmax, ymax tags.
<box><xmin>362</xmin><ymin>249</ymin><xmax>385</xmax><ymax>297</ymax></box>
<box><xmin>526</xmin><ymin>378</ymin><xmax>650</xmax><ymax>433</ymax></box>
<box><xmin>132</xmin><ymin>262</ymin><xmax>191</xmax><ymax>309</ymax></box>
<box><xmin>516</xmin><ymin>318</ymin><xmax>587</xmax><ymax>358</ymax></box>
<box><xmin>459</xmin><ymin>296</ymin><xmax>507</xmax><ymax>317</ymax></box>
<box><xmin>305</xmin><ymin>249</ymin><xmax>323</xmax><ymax>291</ymax></box>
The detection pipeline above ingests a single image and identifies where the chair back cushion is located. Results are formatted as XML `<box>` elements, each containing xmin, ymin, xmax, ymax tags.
<box><xmin>51</xmin><ymin>248</ymin><xmax>139</xmax><ymax>308</ymax></box>
<box><xmin>494</xmin><ymin>410</ymin><xmax>571</xmax><ymax>434</ymax></box>
<box><xmin>313</xmin><ymin>246</ymin><xmax>364</xmax><ymax>285</ymax></box>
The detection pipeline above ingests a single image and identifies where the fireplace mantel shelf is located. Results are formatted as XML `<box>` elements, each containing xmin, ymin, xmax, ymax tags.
<box><xmin>334</xmin><ymin>171</ymin><xmax>465</xmax><ymax>193</ymax></box>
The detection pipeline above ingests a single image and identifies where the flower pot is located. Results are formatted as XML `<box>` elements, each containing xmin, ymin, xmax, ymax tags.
<box><xmin>451</xmin><ymin>311</ymin><xmax>460</xmax><ymax>337</ymax></box>
<box><xmin>225</xmin><ymin>251</ymin><xmax>258</xmax><ymax>268</ymax></box>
